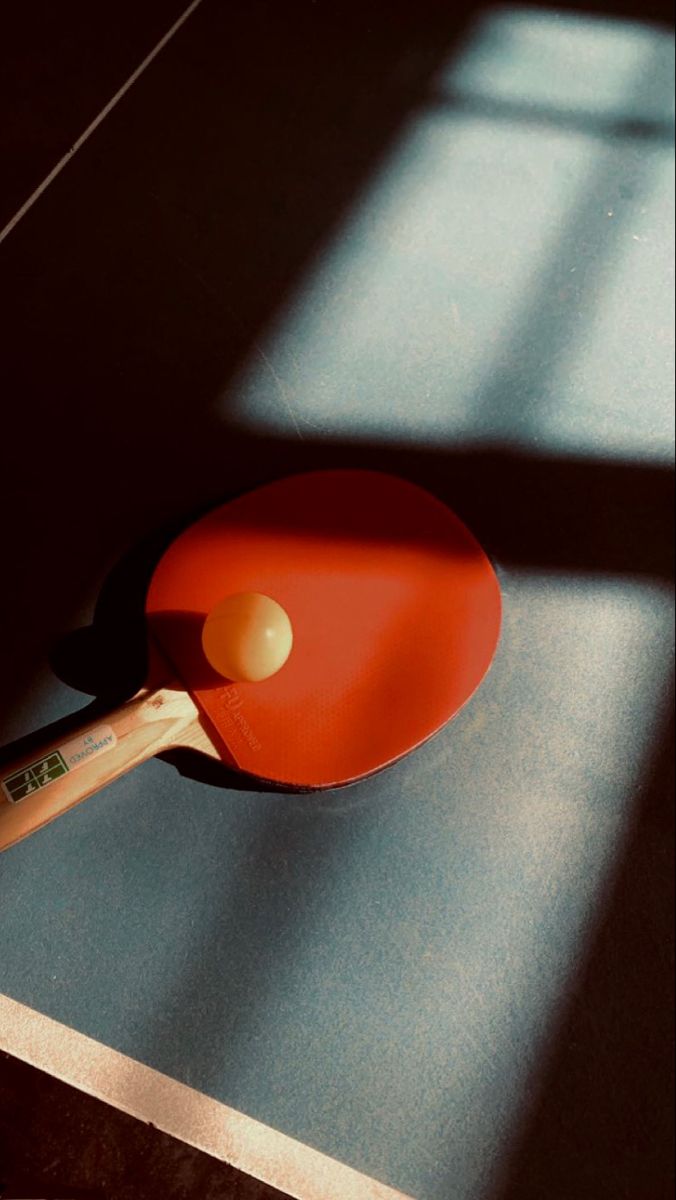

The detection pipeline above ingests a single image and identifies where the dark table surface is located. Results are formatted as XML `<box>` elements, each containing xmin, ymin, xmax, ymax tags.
<box><xmin>0</xmin><ymin>3</ymin><xmax>673</xmax><ymax>1199</ymax></box>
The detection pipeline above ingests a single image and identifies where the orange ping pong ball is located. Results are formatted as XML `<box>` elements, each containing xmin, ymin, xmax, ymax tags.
<box><xmin>201</xmin><ymin>592</ymin><xmax>293</xmax><ymax>683</ymax></box>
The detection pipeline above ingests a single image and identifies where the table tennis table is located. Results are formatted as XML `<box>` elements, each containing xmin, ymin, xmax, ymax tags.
<box><xmin>0</xmin><ymin>3</ymin><xmax>673</xmax><ymax>1198</ymax></box>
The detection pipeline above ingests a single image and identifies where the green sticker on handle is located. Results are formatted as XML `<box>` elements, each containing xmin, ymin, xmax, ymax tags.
<box><xmin>2</xmin><ymin>752</ymin><xmax>68</xmax><ymax>803</ymax></box>
<box><xmin>1</xmin><ymin>726</ymin><xmax>116</xmax><ymax>804</ymax></box>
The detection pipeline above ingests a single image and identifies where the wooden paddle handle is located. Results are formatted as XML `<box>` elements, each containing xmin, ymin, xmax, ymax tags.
<box><xmin>0</xmin><ymin>686</ymin><xmax>199</xmax><ymax>853</ymax></box>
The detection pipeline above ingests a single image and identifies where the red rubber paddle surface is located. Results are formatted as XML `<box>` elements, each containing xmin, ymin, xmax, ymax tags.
<box><xmin>146</xmin><ymin>470</ymin><xmax>501</xmax><ymax>788</ymax></box>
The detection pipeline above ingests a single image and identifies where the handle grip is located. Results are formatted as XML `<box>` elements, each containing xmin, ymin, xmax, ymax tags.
<box><xmin>0</xmin><ymin>685</ymin><xmax>200</xmax><ymax>852</ymax></box>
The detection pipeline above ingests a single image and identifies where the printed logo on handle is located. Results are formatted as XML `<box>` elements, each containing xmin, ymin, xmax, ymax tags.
<box><xmin>1</xmin><ymin>725</ymin><xmax>117</xmax><ymax>804</ymax></box>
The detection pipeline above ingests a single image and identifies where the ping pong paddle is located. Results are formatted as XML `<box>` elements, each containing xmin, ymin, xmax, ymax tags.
<box><xmin>0</xmin><ymin>470</ymin><xmax>501</xmax><ymax>852</ymax></box>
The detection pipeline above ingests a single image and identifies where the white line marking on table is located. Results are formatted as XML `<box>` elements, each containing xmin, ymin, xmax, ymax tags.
<box><xmin>0</xmin><ymin>994</ymin><xmax>415</xmax><ymax>1200</ymax></box>
<box><xmin>0</xmin><ymin>0</ymin><xmax>205</xmax><ymax>247</ymax></box>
